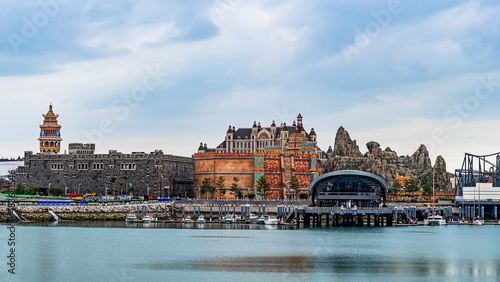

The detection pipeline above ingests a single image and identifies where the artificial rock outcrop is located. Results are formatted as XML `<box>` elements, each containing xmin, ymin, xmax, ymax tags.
<box><xmin>323</xmin><ymin>127</ymin><xmax>452</xmax><ymax>190</ymax></box>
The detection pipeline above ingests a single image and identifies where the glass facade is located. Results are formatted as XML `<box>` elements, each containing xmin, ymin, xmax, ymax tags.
<box><xmin>311</xmin><ymin>174</ymin><xmax>386</xmax><ymax>208</ymax></box>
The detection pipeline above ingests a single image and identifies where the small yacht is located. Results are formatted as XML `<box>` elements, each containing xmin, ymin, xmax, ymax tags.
<box><xmin>125</xmin><ymin>213</ymin><xmax>137</xmax><ymax>222</ymax></box>
<box><xmin>472</xmin><ymin>217</ymin><xmax>484</xmax><ymax>225</ymax></box>
<box><xmin>424</xmin><ymin>215</ymin><xmax>447</xmax><ymax>226</ymax></box>
<box><xmin>223</xmin><ymin>215</ymin><xmax>234</xmax><ymax>224</ymax></box>
<box><xmin>142</xmin><ymin>214</ymin><xmax>153</xmax><ymax>223</ymax></box>
<box><xmin>249</xmin><ymin>213</ymin><xmax>259</xmax><ymax>221</ymax></box>
<box><xmin>264</xmin><ymin>216</ymin><xmax>279</xmax><ymax>225</ymax></box>
<box><xmin>257</xmin><ymin>216</ymin><xmax>266</xmax><ymax>225</ymax></box>
<box><xmin>197</xmin><ymin>215</ymin><xmax>206</xmax><ymax>224</ymax></box>
<box><xmin>182</xmin><ymin>216</ymin><xmax>194</xmax><ymax>223</ymax></box>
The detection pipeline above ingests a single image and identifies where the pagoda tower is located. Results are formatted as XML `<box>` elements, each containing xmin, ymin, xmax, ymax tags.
<box><xmin>38</xmin><ymin>104</ymin><xmax>62</xmax><ymax>154</ymax></box>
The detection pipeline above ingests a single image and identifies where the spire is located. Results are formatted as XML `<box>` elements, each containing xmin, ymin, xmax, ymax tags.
<box><xmin>253</xmin><ymin>121</ymin><xmax>257</xmax><ymax>128</ymax></box>
<box><xmin>271</xmin><ymin>120</ymin><xmax>276</xmax><ymax>127</ymax></box>
<box><xmin>296</xmin><ymin>113</ymin><xmax>303</xmax><ymax>134</ymax></box>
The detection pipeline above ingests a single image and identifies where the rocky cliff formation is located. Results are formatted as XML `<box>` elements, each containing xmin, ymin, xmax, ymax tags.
<box><xmin>332</xmin><ymin>126</ymin><xmax>363</xmax><ymax>157</ymax></box>
<box><xmin>323</xmin><ymin>127</ymin><xmax>452</xmax><ymax>190</ymax></box>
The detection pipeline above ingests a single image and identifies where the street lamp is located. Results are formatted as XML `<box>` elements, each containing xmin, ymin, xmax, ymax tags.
<box><xmin>147</xmin><ymin>185</ymin><xmax>150</xmax><ymax>196</ymax></box>
<box><xmin>78</xmin><ymin>183</ymin><xmax>82</xmax><ymax>195</ymax></box>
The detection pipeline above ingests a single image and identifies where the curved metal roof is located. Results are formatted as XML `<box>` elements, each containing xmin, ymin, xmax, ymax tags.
<box><xmin>309</xmin><ymin>170</ymin><xmax>389</xmax><ymax>194</ymax></box>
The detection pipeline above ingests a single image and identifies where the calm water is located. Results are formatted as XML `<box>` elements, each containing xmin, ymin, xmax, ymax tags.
<box><xmin>1</xmin><ymin>221</ymin><xmax>499</xmax><ymax>281</ymax></box>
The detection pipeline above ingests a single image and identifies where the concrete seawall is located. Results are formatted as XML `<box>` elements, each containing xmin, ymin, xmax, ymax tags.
<box><xmin>0</xmin><ymin>204</ymin><xmax>172</xmax><ymax>222</ymax></box>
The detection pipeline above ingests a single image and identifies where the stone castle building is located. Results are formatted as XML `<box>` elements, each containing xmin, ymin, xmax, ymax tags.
<box><xmin>14</xmin><ymin>105</ymin><xmax>194</xmax><ymax>197</ymax></box>
<box><xmin>194</xmin><ymin>114</ymin><xmax>321</xmax><ymax>199</ymax></box>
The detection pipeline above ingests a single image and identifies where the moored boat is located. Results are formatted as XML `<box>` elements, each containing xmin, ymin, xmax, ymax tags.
<box><xmin>125</xmin><ymin>213</ymin><xmax>137</xmax><ymax>222</ymax></box>
<box><xmin>257</xmin><ymin>216</ymin><xmax>266</xmax><ymax>225</ymax></box>
<box><xmin>424</xmin><ymin>215</ymin><xmax>447</xmax><ymax>226</ymax></box>
<box><xmin>182</xmin><ymin>216</ymin><xmax>194</xmax><ymax>223</ymax></box>
<box><xmin>472</xmin><ymin>217</ymin><xmax>484</xmax><ymax>225</ymax></box>
<box><xmin>264</xmin><ymin>216</ymin><xmax>279</xmax><ymax>225</ymax></box>
<box><xmin>223</xmin><ymin>215</ymin><xmax>234</xmax><ymax>224</ymax></box>
<box><xmin>197</xmin><ymin>215</ymin><xmax>206</xmax><ymax>224</ymax></box>
<box><xmin>249</xmin><ymin>213</ymin><xmax>259</xmax><ymax>221</ymax></box>
<box><xmin>142</xmin><ymin>214</ymin><xmax>153</xmax><ymax>223</ymax></box>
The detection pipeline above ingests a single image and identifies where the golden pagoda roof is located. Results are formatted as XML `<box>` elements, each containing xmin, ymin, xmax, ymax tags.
<box><xmin>39</xmin><ymin>103</ymin><xmax>61</xmax><ymax>129</ymax></box>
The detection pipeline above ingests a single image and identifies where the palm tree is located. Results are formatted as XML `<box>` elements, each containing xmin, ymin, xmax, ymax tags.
<box><xmin>256</xmin><ymin>175</ymin><xmax>270</xmax><ymax>200</ymax></box>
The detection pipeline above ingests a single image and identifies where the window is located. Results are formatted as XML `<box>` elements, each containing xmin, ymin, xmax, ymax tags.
<box><xmin>51</xmin><ymin>163</ymin><xmax>63</xmax><ymax>170</ymax></box>
<box><xmin>120</xmin><ymin>163</ymin><xmax>136</xmax><ymax>170</ymax></box>
<box><xmin>93</xmin><ymin>163</ymin><xmax>104</xmax><ymax>170</ymax></box>
<box><xmin>77</xmin><ymin>163</ymin><xmax>88</xmax><ymax>170</ymax></box>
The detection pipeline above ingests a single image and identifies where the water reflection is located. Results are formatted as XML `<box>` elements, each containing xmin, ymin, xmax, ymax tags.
<box><xmin>130</xmin><ymin>255</ymin><xmax>500</xmax><ymax>277</ymax></box>
<box><xmin>16</xmin><ymin>220</ymin><xmax>297</xmax><ymax>230</ymax></box>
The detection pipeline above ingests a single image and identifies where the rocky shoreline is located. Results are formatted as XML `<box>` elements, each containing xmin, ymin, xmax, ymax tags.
<box><xmin>0</xmin><ymin>203</ymin><xmax>172</xmax><ymax>222</ymax></box>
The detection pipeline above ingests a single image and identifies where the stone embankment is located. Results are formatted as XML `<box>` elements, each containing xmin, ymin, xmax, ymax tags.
<box><xmin>0</xmin><ymin>203</ymin><xmax>172</xmax><ymax>222</ymax></box>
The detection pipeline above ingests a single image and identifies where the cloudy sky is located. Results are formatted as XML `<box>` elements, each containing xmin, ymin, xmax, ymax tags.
<box><xmin>1</xmin><ymin>0</ymin><xmax>500</xmax><ymax>171</ymax></box>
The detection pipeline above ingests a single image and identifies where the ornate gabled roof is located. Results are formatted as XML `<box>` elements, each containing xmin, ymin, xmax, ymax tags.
<box><xmin>40</xmin><ymin>103</ymin><xmax>61</xmax><ymax>129</ymax></box>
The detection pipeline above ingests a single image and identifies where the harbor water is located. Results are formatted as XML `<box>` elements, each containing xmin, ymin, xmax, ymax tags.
<box><xmin>1</xmin><ymin>222</ymin><xmax>499</xmax><ymax>281</ymax></box>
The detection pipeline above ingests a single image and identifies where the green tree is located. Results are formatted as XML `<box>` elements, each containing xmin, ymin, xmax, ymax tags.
<box><xmin>422</xmin><ymin>183</ymin><xmax>432</xmax><ymax>199</ymax></box>
<box><xmin>49</xmin><ymin>187</ymin><xmax>64</xmax><ymax>196</ymax></box>
<box><xmin>288</xmin><ymin>175</ymin><xmax>300</xmax><ymax>199</ymax></box>
<box><xmin>404</xmin><ymin>178</ymin><xmax>418</xmax><ymax>197</ymax></box>
<box><xmin>215</xmin><ymin>176</ymin><xmax>226</xmax><ymax>198</ymax></box>
<box><xmin>230</xmin><ymin>177</ymin><xmax>244</xmax><ymax>199</ymax></box>
<box><xmin>200</xmin><ymin>178</ymin><xmax>215</xmax><ymax>199</ymax></box>
<box><xmin>299</xmin><ymin>192</ymin><xmax>309</xmax><ymax>200</ymax></box>
<box><xmin>15</xmin><ymin>184</ymin><xmax>25</xmax><ymax>195</ymax></box>
<box><xmin>256</xmin><ymin>175</ymin><xmax>270</xmax><ymax>199</ymax></box>
<box><xmin>247</xmin><ymin>193</ymin><xmax>256</xmax><ymax>200</ymax></box>
<box><xmin>25</xmin><ymin>186</ymin><xmax>40</xmax><ymax>195</ymax></box>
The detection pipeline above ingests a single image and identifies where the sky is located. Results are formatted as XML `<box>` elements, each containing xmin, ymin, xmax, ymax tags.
<box><xmin>1</xmin><ymin>0</ymin><xmax>500</xmax><ymax>172</ymax></box>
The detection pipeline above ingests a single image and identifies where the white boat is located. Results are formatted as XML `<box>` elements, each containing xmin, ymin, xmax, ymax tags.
<box><xmin>249</xmin><ymin>213</ymin><xmax>259</xmax><ymax>221</ymax></box>
<box><xmin>472</xmin><ymin>217</ymin><xmax>484</xmax><ymax>225</ymax></box>
<box><xmin>142</xmin><ymin>214</ymin><xmax>153</xmax><ymax>223</ymax></box>
<box><xmin>424</xmin><ymin>215</ymin><xmax>447</xmax><ymax>226</ymax></box>
<box><xmin>182</xmin><ymin>216</ymin><xmax>194</xmax><ymax>223</ymax></box>
<box><xmin>257</xmin><ymin>216</ymin><xmax>266</xmax><ymax>225</ymax></box>
<box><xmin>125</xmin><ymin>213</ymin><xmax>137</xmax><ymax>222</ymax></box>
<box><xmin>197</xmin><ymin>215</ymin><xmax>206</xmax><ymax>224</ymax></box>
<box><xmin>223</xmin><ymin>215</ymin><xmax>234</xmax><ymax>224</ymax></box>
<box><xmin>424</xmin><ymin>169</ymin><xmax>447</xmax><ymax>226</ymax></box>
<box><xmin>265</xmin><ymin>216</ymin><xmax>279</xmax><ymax>225</ymax></box>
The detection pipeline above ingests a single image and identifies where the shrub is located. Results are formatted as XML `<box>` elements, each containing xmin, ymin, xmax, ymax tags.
<box><xmin>299</xmin><ymin>193</ymin><xmax>309</xmax><ymax>200</ymax></box>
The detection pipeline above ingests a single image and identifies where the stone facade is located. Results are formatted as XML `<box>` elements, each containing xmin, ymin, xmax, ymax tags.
<box><xmin>15</xmin><ymin>144</ymin><xmax>194</xmax><ymax>198</ymax></box>
<box><xmin>194</xmin><ymin>150</ymin><xmax>319</xmax><ymax>199</ymax></box>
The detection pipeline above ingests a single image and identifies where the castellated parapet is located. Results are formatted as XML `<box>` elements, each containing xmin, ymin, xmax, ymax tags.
<box><xmin>16</xmin><ymin>144</ymin><xmax>194</xmax><ymax>198</ymax></box>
